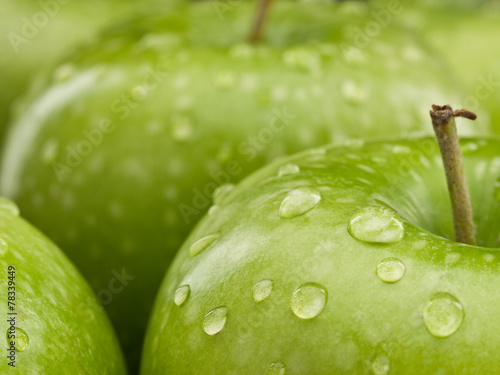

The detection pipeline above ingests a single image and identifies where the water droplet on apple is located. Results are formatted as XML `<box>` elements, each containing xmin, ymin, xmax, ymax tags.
<box><xmin>290</xmin><ymin>282</ymin><xmax>328</xmax><ymax>320</ymax></box>
<box><xmin>357</xmin><ymin>164</ymin><xmax>376</xmax><ymax>174</ymax></box>
<box><xmin>6</xmin><ymin>327</ymin><xmax>29</xmax><ymax>351</ymax></box>
<box><xmin>341</xmin><ymin>80</ymin><xmax>366</xmax><ymax>105</ymax></box>
<box><xmin>444</xmin><ymin>252</ymin><xmax>461</xmax><ymax>265</ymax></box>
<box><xmin>279</xmin><ymin>188</ymin><xmax>321</xmax><ymax>219</ymax></box>
<box><xmin>494</xmin><ymin>178</ymin><xmax>500</xmax><ymax>202</ymax></box>
<box><xmin>423</xmin><ymin>292</ymin><xmax>464</xmax><ymax>338</ymax></box>
<box><xmin>139</xmin><ymin>32</ymin><xmax>183</xmax><ymax>52</ymax></box>
<box><xmin>371</xmin><ymin>156</ymin><xmax>387</xmax><ymax>164</ymax></box>
<box><xmin>212</xmin><ymin>184</ymin><xmax>235</xmax><ymax>205</ymax></box>
<box><xmin>371</xmin><ymin>353</ymin><xmax>390</xmax><ymax>375</ymax></box>
<box><xmin>348</xmin><ymin>207</ymin><xmax>404</xmax><ymax>244</ymax></box>
<box><xmin>0</xmin><ymin>198</ymin><xmax>20</xmax><ymax>217</ymax></box>
<box><xmin>402</xmin><ymin>45</ymin><xmax>424</xmax><ymax>62</ymax></box>
<box><xmin>229</xmin><ymin>44</ymin><xmax>255</xmax><ymax>60</ymax></box>
<box><xmin>190</xmin><ymin>233</ymin><xmax>219</xmax><ymax>257</ymax></box>
<box><xmin>41</xmin><ymin>138</ymin><xmax>59</xmax><ymax>164</ymax></box>
<box><xmin>267</xmin><ymin>361</ymin><xmax>286</xmax><ymax>374</ymax></box>
<box><xmin>213</xmin><ymin>71</ymin><xmax>238</xmax><ymax>90</ymax></box>
<box><xmin>174</xmin><ymin>285</ymin><xmax>190</xmax><ymax>306</ymax></box>
<box><xmin>253</xmin><ymin>280</ymin><xmax>273</xmax><ymax>302</ymax></box>
<box><xmin>0</xmin><ymin>238</ymin><xmax>8</xmax><ymax>256</ymax></box>
<box><xmin>278</xmin><ymin>164</ymin><xmax>300</xmax><ymax>177</ymax></box>
<box><xmin>344</xmin><ymin>138</ymin><xmax>365</xmax><ymax>149</ymax></box>
<box><xmin>307</xmin><ymin>148</ymin><xmax>327</xmax><ymax>156</ymax></box>
<box><xmin>16</xmin><ymin>328</ymin><xmax>29</xmax><ymax>351</ymax></box>
<box><xmin>376</xmin><ymin>258</ymin><xmax>406</xmax><ymax>283</ymax></box>
<box><xmin>390</xmin><ymin>145</ymin><xmax>411</xmax><ymax>154</ymax></box>
<box><xmin>170</xmin><ymin>115</ymin><xmax>195</xmax><ymax>143</ymax></box>
<box><xmin>283</xmin><ymin>47</ymin><xmax>321</xmax><ymax>74</ymax></box>
<box><xmin>483</xmin><ymin>253</ymin><xmax>495</xmax><ymax>263</ymax></box>
<box><xmin>203</xmin><ymin>306</ymin><xmax>228</xmax><ymax>335</ymax></box>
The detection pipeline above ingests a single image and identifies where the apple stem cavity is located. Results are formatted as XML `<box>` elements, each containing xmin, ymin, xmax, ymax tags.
<box><xmin>430</xmin><ymin>104</ymin><xmax>477</xmax><ymax>246</ymax></box>
<box><xmin>249</xmin><ymin>0</ymin><xmax>274</xmax><ymax>44</ymax></box>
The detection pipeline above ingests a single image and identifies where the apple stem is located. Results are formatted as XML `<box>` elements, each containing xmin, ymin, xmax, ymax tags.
<box><xmin>249</xmin><ymin>0</ymin><xmax>274</xmax><ymax>44</ymax></box>
<box><xmin>430</xmin><ymin>104</ymin><xmax>477</xmax><ymax>246</ymax></box>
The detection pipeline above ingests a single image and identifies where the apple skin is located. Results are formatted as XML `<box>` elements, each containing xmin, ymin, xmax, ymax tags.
<box><xmin>403</xmin><ymin>5</ymin><xmax>500</xmax><ymax>134</ymax></box>
<box><xmin>0</xmin><ymin>1</ymin><xmax>490</xmax><ymax>370</ymax></box>
<box><xmin>0</xmin><ymin>0</ymin><xmax>146</xmax><ymax>141</ymax></box>
<box><xmin>0</xmin><ymin>198</ymin><xmax>126</xmax><ymax>374</ymax></box>
<box><xmin>142</xmin><ymin>137</ymin><xmax>500</xmax><ymax>374</ymax></box>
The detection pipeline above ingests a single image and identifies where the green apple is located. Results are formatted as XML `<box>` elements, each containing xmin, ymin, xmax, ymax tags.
<box><xmin>394</xmin><ymin>3</ymin><xmax>500</xmax><ymax>132</ymax></box>
<box><xmin>0</xmin><ymin>197</ymin><xmax>126</xmax><ymax>373</ymax></box>
<box><xmin>415</xmin><ymin>0</ymin><xmax>496</xmax><ymax>10</ymax></box>
<box><xmin>0</xmin><ymin>0</ymin><xmax>148</xmax><ymax>141</ymax></box>
<box><xmin>0</xmin><ymin>0</ymin><xmax>490</xmax><ymax>370</ymax></box>
<box><xmin>142</xmin><ymin>135</ymin><xmax>500</xmax><ymax>374</ymax></box>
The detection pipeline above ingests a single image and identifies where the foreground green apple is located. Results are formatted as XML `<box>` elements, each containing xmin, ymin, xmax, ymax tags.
<box><xmin>0</xmin><ymin>198</ymin><xmax>126</xmax><ymax>373</ymax></box>
<box><xmin>0</xmin><ymin>1</ymin><xmax>490</xmax><ymax>369</ymax></box>
<box><xmin>0</xmin><ymin>0</ymin><xmax>147</xmax><ymax>141</ymax></box>
<box><xmin>143</xmin><ymin>136</ymin><xmax>500</xmax><ymax>374</ymax></box>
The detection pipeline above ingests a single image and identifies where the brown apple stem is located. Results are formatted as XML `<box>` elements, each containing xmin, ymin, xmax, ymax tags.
<box><xmin>249</xmin><ymin>0</ymin><xmax>274</xmax><ymax>44</ymax></box>
<box><xmin>430</xmin><ymin>104</ymin><xmax>477</xmax><ymax>245</ymax></box>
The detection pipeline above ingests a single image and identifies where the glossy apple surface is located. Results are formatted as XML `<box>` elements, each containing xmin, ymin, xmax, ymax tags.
<box><xmin>143</xmin><ymin>137</ymin><xmax>500</xmax><ymax>374</ymax></box>
<box><xmin>0</xmin><ymin>0</ymin><xmax>146</xmax><ymax>141</ymax></box>
<box><xmin>393</xmin><ymin>2</ymin><xmax>500</xmax><ymax>132</ymax></box>
<box><xmin>0</xmin><ymin>1</ymin><xmax>489</xmax><ymax>370</ymax></box>
<box><xmin>427</xmin><ymin>9</ymin><xmax>500</xmax><ymax>132</ymax></box>
<box><xmin>0</xmin><ymin>198</ymin><xmax>126</xmax><ymax>373</ymax></box>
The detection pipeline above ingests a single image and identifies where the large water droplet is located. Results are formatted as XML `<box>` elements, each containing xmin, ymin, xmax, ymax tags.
<box><xmin>291</xmin><ymin>282</ymin><xmax>328</xmax><ymax>320</ymax></box>
<box><xmin>348</xmin><ymin>207</ymin><xmax>404</xmax><ymax>243</ymax></box>
<box><xmin>190</xmin><ymin>233</ymin><xmax>219</xmax><ymax>257</ymax></box>
<box><xmin>278</xmin><ymin>164</ymin><xmax>300</xmax><ymax>177</ymax></box>
<box><xmin>6</xmin><ymin>327</ymin><xmax>29</xmax><ymax>351</ymax></box>
<box><xmin>253</xmin><ymin>280</ymin><xmax>273</xmax><ymax>302</ymax></box>
<box><xmin>0</xmin><ymin>198</ymin><xmax>19</xmax><ymax>216</ymax></box>
<box><xmin>203</xmin><ymin>306</ymin><xmax>228</xmax><ymax>335</ymax></box>
<box><xmin>423</xmin><ymin>292</ymin><xmax>464</xmax><ymax>338</ymax></box>
<box><xmin>494</xmin><ymin>178</ymin><xmax>500</xmax><ymax>202</ymax></box>
<box><xmin>376</xmin><ymin>258</ymin><xmax>406</xmax><ymax>283</ymax></box>
<box><xmin>213</xmin><ymin>184</ymin><xmax>235</xmax><ymax>205</ymax></box>
<box><xmin>279</xmin><ymin>188</ymin><xmax>321</xmax><ymax>218</ymax></box>
<box><xmin>0</xmin><ymin>238</ymin><xmax>8</xmax><ymax>256</ymax></box>
<box><xmin>267</xmin><ymin>361</ymin><xmax>286</xmax><ymax>375</ymax></box>
<box><xmin>174</xmin><ymin>285</ymin><xmax>190</xmax><ymax>306</ymax></box>
<box><xmin>371</xmin><ymin>354</ymin><xmax>390</xmax><ymax>375</ymax></box>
